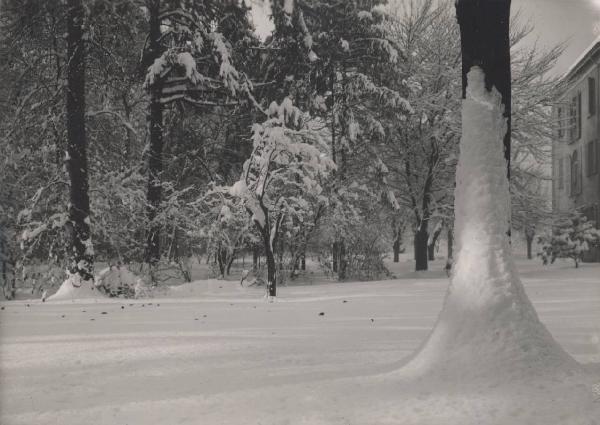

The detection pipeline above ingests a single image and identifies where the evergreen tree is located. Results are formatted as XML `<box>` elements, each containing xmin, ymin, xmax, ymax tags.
<box><xmin>538</xmin><ymin>212</ymin><xmax>600</xmax><ymax>268</ymax></box>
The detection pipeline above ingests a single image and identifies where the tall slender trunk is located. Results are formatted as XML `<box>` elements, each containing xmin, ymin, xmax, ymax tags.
<box><xmin>414</xmin><ymin>224</ymin><xmax>429</xmax><ymax>271</ymax></box>
<box><xmin>525</xmin><ymin>226</ymin><xmax>535</xmax><ymax>260</ymax></box>
<box><xmin>447</xmin><ymin>227</ymin><xmax>454</xmax><ymax>260</ymax></box>
<box><xmin>66</xmin><ymin>0</ymin><xmax>93</xmax><ymax>282</ymax></box>
<box><xmin>392</xmin><ymin>221</ymin><xmax>402</xmax><ymax>262</ymax></box>
<box><xmin>145</xmin><ymin>0</ymin><xmax>164</xmax><ymax>267</ymax></box>
<box><xmin>332</xmin><ymin>242</ymin><xmax>339</xmax><ymax>273</ymax></box>
<box><xmin>338</xmin><ymin>239</ymin><xmax>346</xmax><ymax>280</ymax></box>
<box><xmin>393</xmin><ymin>239</ymin><xmax>401</xmax><ymax>262</ymax></box>
<box><xmin>427</xmin><ymin>225</ymin><xmax>442</xmax><ymax>261</ymax></box>
<box><xmin>261</xmin><ymin>230</ymin><xmax>277</xmax><ymax>297</ymax></box>
<box><xmin>457</xmin><ymin>0</ymin><xmax>511</xmax><ymax>178</ymax></box>
<box><xmin>252</xmin><ymin>244</ymin><xmax>259</xmax><ymax>270</ymax></box>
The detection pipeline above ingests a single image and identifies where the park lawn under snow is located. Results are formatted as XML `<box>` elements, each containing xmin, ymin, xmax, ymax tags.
<box><xmin>1</xmin><ymin>258</ymin><xmax>599</xmax><ymax>425</ymax></box>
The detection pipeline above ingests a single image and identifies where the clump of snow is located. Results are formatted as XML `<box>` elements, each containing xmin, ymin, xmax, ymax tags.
<box><xmin>209</xmin><ymin>32</ymin><xmax>239</xmax><ymax>95</ymax></box>
<box><xmin>403</xmin><ymin>66</ymin><xmax>579</xmax><ymax>379</ymax></box>
<box><xmin>340</xmin><ymin>38</ymin><xmax>350</xmax><ymax>52</ymax></box>
<box><xmin>357</xmin><ymin>10</ymin><xmax>372</xmax><ymax>21</ymax></box>
<box><xmin>176</xmin><ymin>52</ymin><xmax>203</xmax><ymax>85</ymax></box>
<box><xmin>46</xmin><ymin>271</ymin><xmax>102</xmax><ymax>301</ymax></box>
<box><xmin>371</xmin><ymin>4</ymin><xmax>387</xmax><ymax>18</ymax></box>
<box><xmin>283</xmin><ymin>0</ymin><xmax>294</xmax><ymax>15</ymax></box>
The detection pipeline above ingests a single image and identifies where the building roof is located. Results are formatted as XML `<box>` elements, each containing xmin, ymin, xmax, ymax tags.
<box><xmin>562</xmin><ymin>35</ymin><xmax>600</xmax><ymax>83</ymax></box>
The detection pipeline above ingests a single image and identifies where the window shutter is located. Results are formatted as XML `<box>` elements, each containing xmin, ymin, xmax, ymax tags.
<box><xmin>589</xmin><ymin>77</ymin><xmax>596</xmax><ymax>115</ymax></box>
<box><xmin>577</xmin><ymin>92</ymin><xmax>582</xmax><ymax>140</ymax></box>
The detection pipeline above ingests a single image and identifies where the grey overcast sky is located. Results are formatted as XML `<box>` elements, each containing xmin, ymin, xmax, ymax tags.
<box><xmin>513</xmin><ymin>0</ymin><xmax>599</xmax><ymax>75</ymax></box>
<box><xmin>249</xmin><ymin>0</ymin><xmax>598</xmax><ymax>76</ymax></box>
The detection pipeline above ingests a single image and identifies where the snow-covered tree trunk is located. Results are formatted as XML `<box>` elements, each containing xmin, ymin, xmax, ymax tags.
<box><xmin>65</xmin><ymin>0</ymin><xmax>93</xmax><ymax>284</ymax></box>
<box><xmin>144</xmin><ymin>0</ymin><xmax>164</xmax><ymax>268</ymax></box>
<box><xmin>403</xmin><ymin>0</ymin><xmax>577</xmax><ymax>379</ymax></box>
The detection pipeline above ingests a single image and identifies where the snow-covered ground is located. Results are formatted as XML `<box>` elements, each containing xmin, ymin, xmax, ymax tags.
<box><xmin>1</xmin><ymin>258</ymin><xmax>599</xmax><ymax>425</ymax></box>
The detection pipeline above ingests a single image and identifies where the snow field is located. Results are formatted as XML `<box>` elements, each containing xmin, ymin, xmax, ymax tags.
<box><xmin>0</xmin><ymin>259</ymin><xmax>598</xmax><ymax>425</ymax></box>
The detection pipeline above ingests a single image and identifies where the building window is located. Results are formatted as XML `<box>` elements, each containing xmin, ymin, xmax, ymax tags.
<box><xmin>558</xmin><ymin>158</ymin><xmax>564</xmax><ymax>189</ymax></box>
<box><xmin>569</xmin><ymin>93</ymin><xmax>582</xmax><ymax>142</ymax></box>
<box><xmin>571</xmin><ymin>149</ymin><xmax>582</xmax><ymax>195</ymax></box>
<box><xmin>557</xmin><ymin>106</ymin><xmax>564</xmax><ymax>139</ymax></box>
<box><xmin>589</xmin><ymin>77</ymin><xmax>596</xmax><ymax>116</ymax></box>
<box><xmin>587</xmin><ymin>140</ymin><xmax>598</xmax><ymax>176</ymax></box>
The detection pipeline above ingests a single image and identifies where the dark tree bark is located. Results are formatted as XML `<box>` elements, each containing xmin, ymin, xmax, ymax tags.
<box><xmin>338</xmin><ymin>240</ymin><xmax>347</xmax><ymax>280</ymax></box>
<box><xmin>392</xmin><ymin>219</ymin><xmax>403</xmax><ymax>263</ymax></box>
<box><xmin>332</xmin><ymin>242</ymin><xmax>339</xmax><ymax>273</ymax></box>
<box><xmin>252</xmin><ymin>245</ymin><xmax>259</xmax><ymax>270</ymax></box>
<box><xmin>226</xmin><ymin>255</ymin><xmax>235</xmax><ymax>275</ymax></box>
<box><xmin>217</xmin><ymin>247</ymin><xmax>227</xmax><ymax>278</ymax></box>
<box><xmin>456</xmin><ymin>0</ymin><xmax>511</xmax><ymax>177</ymax></box>
<box><xmin>66</xmin><ymin>0</ymin><xmax>93</xmax><ymax>282</ymax></box>
<box><xmin>393</xmin><ymin>239</ymin><xmax>401</xmax><ymax>262</ymax></box>
<box><xmin>261</xmin><ymin>229</ymin><xmax>277</xmax><ymax>297</ymax></box>
<box><xmin>144</xmin><ymin>0</ymin><xmax>164</xmax><ymax>267</ymax></box>
<box><xmin>427</xmin><ymin>225</ymin><xmax>443</xmax><ymax>261</ymax></box>
<box><xmin>525</xmin><ymin>226</ymin><xmax>535</xmax><ymax>260</ymax></box>
<box><xmin>414</xmin><ymin>226</ymin><xmax>429</xmax><ymax>271</ymax></box>
<box><xmin>447</xmin><ymin>227</ymin><xmax>454</xmax><ymax>260</ymax></box>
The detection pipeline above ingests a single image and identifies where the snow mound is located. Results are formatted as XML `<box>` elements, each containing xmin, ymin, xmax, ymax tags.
<box><xmin>46</xmin><ymin>272</ymin><xmax>103</xmax><ymax>301</ymax></box>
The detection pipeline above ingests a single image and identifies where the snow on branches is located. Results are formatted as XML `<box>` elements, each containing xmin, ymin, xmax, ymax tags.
<box><xmin>538</xmin><ymin>211</ymin><xmax>600</xmax><ymax>268</ymax></box>
<box><xmin>232</xmin><ymin>97</ymin><xmax>335</xmax><ymax>233</ymax></box>
<box><xmin>228</xmin><ymin>97</ymin><xmax>335</xmax><ymax>296</ymax></box>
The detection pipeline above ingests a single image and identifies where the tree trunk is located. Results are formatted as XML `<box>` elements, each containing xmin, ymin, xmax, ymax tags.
<box><xmin>427</xmin><ymin>226</ymin><xmax>442</xmax><ymax>261</ymax></box>
<box><xmin>226</xmin><ymin>254</ymin><xmax>235</xmax><ymax>275</ymax></box>
<box><xmin>526</xmin><ymin>235</ymin><xmax>533</xmax><ymax>260</ymax></box>
<box><xmin>404</xmin><ymin>0</ymin><xmax>577</xmax><ymax>381</ymax></box>
<box><xmin>332</xmin><ymin>242</ymin><xmax>339</xmax><ymax>273</ymax></box>
<box><xmin>66</xmin><ymin>0</ymin><xmax>93</xmax><ymax>282</ymax></box>
<box><xmin>262</xmin><ymin>232</ymin><xmax>277</xmax><ymax>297</ymax></box>
<box><xmin>393</xmin><ymin>225</ymin><xmax>402</xmax><ymax>262</ymax></box>
<box><xmin>144</xmin><ymin>0</ymin><xmax>164</xmax><ymax>267</ymax></box>
<box><xmin>217</xmin><ymin>247</ymin><xmax>227</xmax><ymax>278</ymax></box>
<box><xmin>414</xmin><ymin>226</ymin><xmax>428</xmax><ymax>271</ymax></box>
<box><xmin>447</xmin><ymin>227</ymin><xmax>454</xmax><ymax>260</ymax></box>
<box><xmin>252</xmin><ymin>245</ymin><xmax>259</xmax><ymax>270</ymax></box>
<box><xmin>338</xmin><ymin>240</ymin><xmax>347</xmax><ymax>280</ymax></box>
<box><xmin>393</xmin><ymin>239</ymin><xmax>400</xmax><ymax>262</ymax></box>
<box><xmin>457</xmin><ymin>0</ymin><xmax>511</xmax><ymax>178</ymax></box>
<box><xmin>300</xmin><ymin>252</ymin><xmax>306</xmax><ymax>270</ymax></box>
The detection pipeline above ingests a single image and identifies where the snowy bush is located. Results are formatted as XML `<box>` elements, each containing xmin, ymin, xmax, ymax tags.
<box><xmin>537</xmin><ymin>212</ymin><xmax>600</xmax><ymax>268</ymax></box>
<box><xmin>95</xmin><ymin>265</ymin><xmax>147</xmax><ymax>298</ymax></box>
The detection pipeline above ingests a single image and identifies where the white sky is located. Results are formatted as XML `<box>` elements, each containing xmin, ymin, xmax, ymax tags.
<box><xmin>248</xmin><ymin>0</ymin><xmax>598</xmax><ymax>76</ymax></box>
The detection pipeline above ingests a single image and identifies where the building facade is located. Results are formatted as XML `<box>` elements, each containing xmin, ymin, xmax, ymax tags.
<box><xmin>552</xmin><ymin>38</ymin><xmax>600</xmax><ymax>262</ymax></box>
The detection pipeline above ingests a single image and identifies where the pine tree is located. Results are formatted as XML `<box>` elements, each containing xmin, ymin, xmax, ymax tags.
<box><xmin>538</xmin><ymin>212</ymin><xmax>600</xmax><ymax>268</ymax></box>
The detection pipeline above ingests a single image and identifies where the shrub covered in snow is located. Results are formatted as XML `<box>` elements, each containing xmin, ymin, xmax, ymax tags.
<box><xmin>95</xmin><ymin>266</ymin><xmax>147</xmax><ymax>298</ymax></box>
<box><xmin>537</xmin><ymin>212</ymin><xmax>600</xmax><ymax>268</ymax></box>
